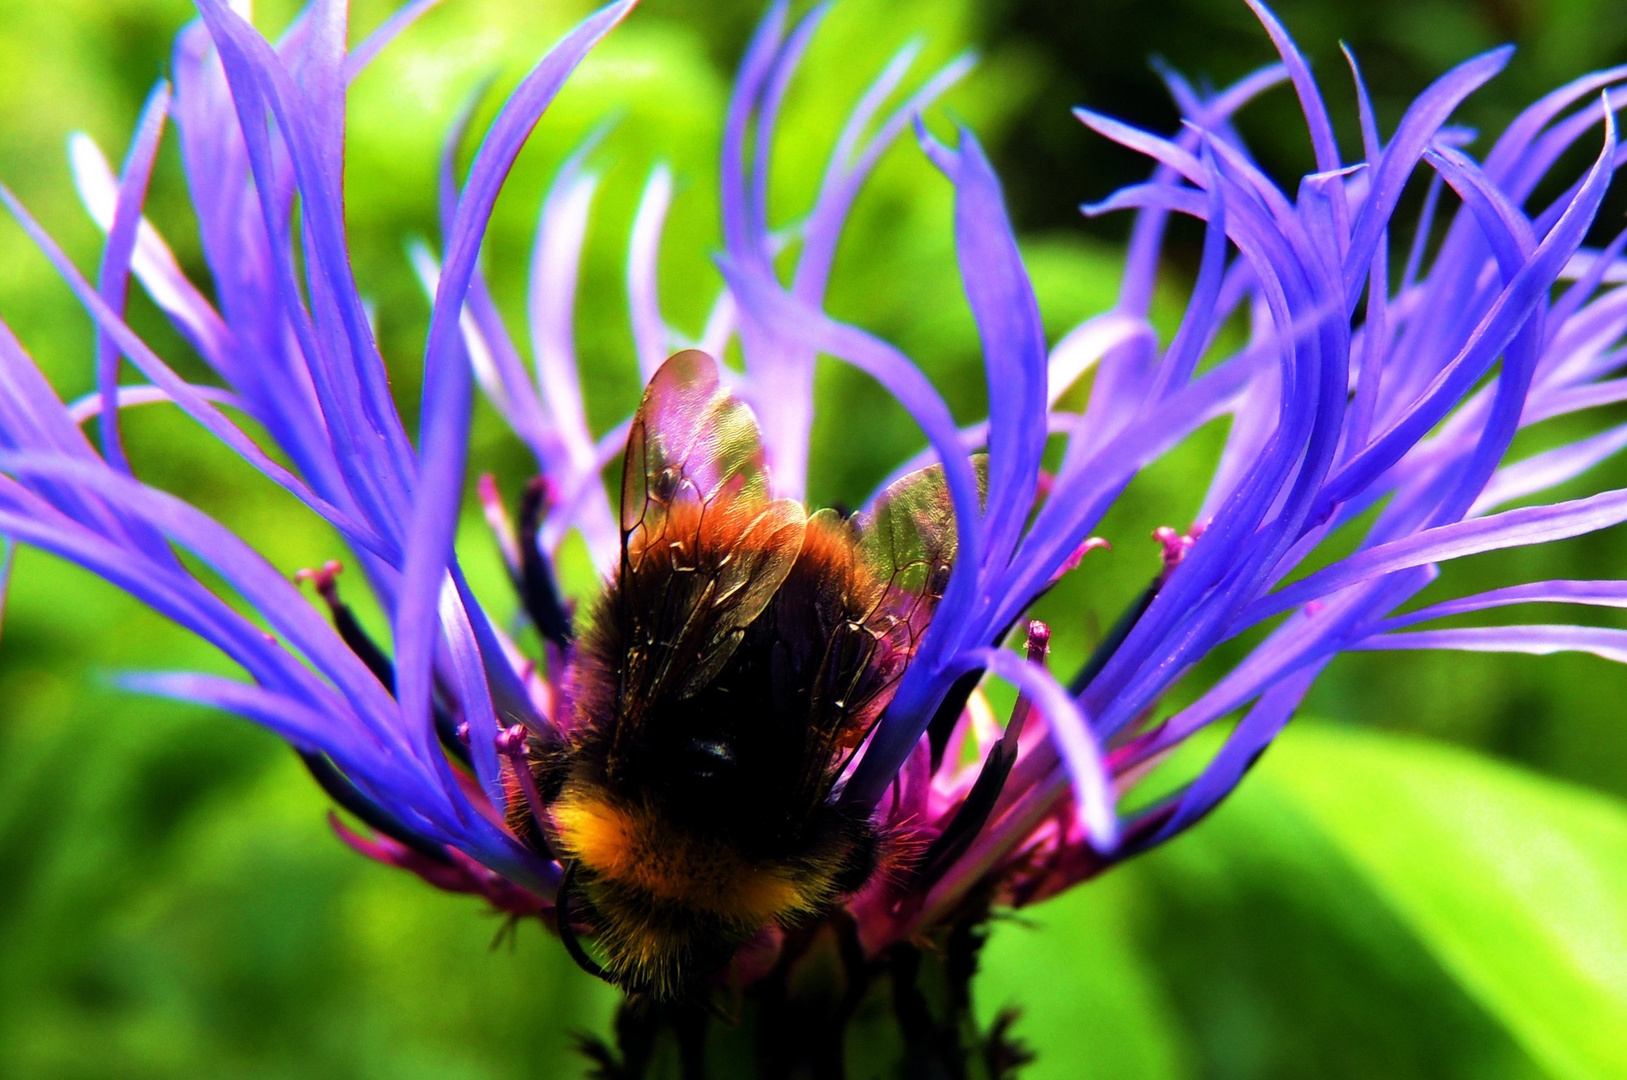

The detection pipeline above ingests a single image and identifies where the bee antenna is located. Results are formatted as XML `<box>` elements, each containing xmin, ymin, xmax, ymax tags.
<box><xmin>556</xmin><ymin>861</ymin><xmax>614</xmax><ymax>985</ymax></box>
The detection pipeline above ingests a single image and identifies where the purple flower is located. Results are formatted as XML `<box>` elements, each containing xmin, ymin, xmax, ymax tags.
<box><xmin>2</xmin><ymin>0</ymin><xmax>1626</xmax><ymax>1004</ymax></box>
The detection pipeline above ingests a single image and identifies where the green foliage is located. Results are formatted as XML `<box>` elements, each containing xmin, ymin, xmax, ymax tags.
<box><xmin>983</xmin><ymin>723</ymin><xmax>1627</xmax><ymax>1079</ymax></box>
<box><xmin>1272</xmin><ymin>726</ymin><xmax>1627</xmax><ymax>1080</ymax></box>
<box><xmin>1</xmin><ymin>0</ymin><xmax>1625</xmax><ymax>1077</ymax></box>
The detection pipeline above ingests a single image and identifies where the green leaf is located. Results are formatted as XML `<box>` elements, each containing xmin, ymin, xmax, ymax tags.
<box><xmin>1263</xmin><ymin>724</ymin><xmax>1627</xmax><ymax>1080</ymax></box>
<box><xmin>979</xmin><ymin>728</ymin><xmax>1544</xmax><ymax>1079</ymax></box>
<box><xmin>977</xmin><ymin>870</ymin><xmax>1191</xmax><ymax>1080</ymax></box>
<box><xmin>977</xmin><ymin>723</ymin><xmax>1627</xmax><ymax>1078</ymax></box>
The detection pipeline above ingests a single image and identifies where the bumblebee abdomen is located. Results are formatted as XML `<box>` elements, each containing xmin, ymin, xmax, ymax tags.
<box><xmin>551</xmin><ymin>777</ymin><xmax>875</xmax><ymax>997</ymax></box>
<box><xmin>554</xmin><ymin>781</ymin><xmax>825</xmax><ymax>923</ymax></box>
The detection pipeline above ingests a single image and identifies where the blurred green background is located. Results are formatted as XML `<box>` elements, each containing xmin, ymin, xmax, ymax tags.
<box><xmin>2</xmin><ymin>0</ymin><xmax>1627</xmax><ymax>1077</ymax></box>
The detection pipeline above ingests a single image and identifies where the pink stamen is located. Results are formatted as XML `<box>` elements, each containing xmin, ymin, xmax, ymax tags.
<box><xmin>1153</xmin><ymin>520</ymin><xmax>1207</xmax><ymax>578</ymax></box>
<box><xmin>1048</xmin><ymin>536</ymin><xmax>1112</xmax><ymax>585</ymax></box>
<box><xmin>531</xmin><ymin>475</ymin><xmax>560</xmax><ymax>509</ymax></box>
<box><xmin>1003</xmin><ymin>620</ymin><xmax>1052</xmax><ymax>750</ymax></box>
<box><xmin>496</xmin><ymin>723</ymin><xmax>551</xmax><ymax>842</ymax></box>
<box><xmin>1152</xmin><ymin>526</ymin><xmax>1192</xmax><ymax>572</ymax></box>
<box><xmin>295</xmin><ymin>559</ymin><xmax>344</xmax><ymax>604</ymax></box>
<box><xmin>520</xmin><ymin>476</ymin><xmax>561</xmax><ymax>540</ymax></box>
<box><xmin>495</xmin><ymin>724</ymin><xmax>527</xmax><ymax>756</ymax></box>
<box><xmin>477</xmin><ymin>474</ymin><xmax>522</xmax><ymax>574</ymax></box>
<box><xmin>1035</xmin><ymin>470</ymin><xmax>1055</xmax><ymax>503</ymax></box>
<box><xmin>1026</xmin><ymin>619</ymin><xmax>1053</xmax><ymax>657</ymax></box>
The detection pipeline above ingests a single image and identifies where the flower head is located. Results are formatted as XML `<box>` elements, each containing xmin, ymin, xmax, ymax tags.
<box><xmin>3</xmin><ymin>0</ymin><xmax>1627</xmax><ymax>1010</ymax></box>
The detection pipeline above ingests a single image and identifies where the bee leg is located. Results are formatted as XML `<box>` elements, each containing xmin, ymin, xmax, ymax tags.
<box><xmin>886</xmin><ymin>946</ymin><xmax>937</xmax><ymax>1069</ymax></box>
<box><xmin>555</xmin><ymin>861</ymin><xmax>613</xmax><ymax>985</ymax></box>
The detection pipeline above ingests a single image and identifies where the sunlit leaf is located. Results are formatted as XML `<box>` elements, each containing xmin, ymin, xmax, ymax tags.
<box><xmin>980</xmin><ymin>724</ymin><xmax>1590</xmax><ymax>1080</ymax></box>
<box><xmin>1265</xmin><ymin>723</ymin><xmax>1627</xmax><ymax>1080</ymax></box>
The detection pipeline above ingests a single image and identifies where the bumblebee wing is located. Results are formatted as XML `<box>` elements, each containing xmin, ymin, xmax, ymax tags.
<box><xmin>822</xmin><ymin>458</ymin><xmax>987</xmax><ymax>743</ymax></box>
<box><xmin>616</xmin><ymin>351</ymin><xmax>807</xmax><ymax>709</ymax></box>
<box><xmin>853</xmin><ymin>456</ymin><xmax>984</xmax><ymax>599</ymax></box>
<box><xmin>620</xmin><ymin>350</ymin><xmax>771</xmax><ymax>535</ymax></box>
<box><xmin>781</xmin><ymin>460</ymin><xmax>984</xmax><ymax>810</ymax></box>
<box><xmin>781</xmin><ymin>510</ymin><xmax>884</xmax><ymax>736</ymax></box>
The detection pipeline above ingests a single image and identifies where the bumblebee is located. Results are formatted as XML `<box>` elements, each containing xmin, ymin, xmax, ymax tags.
<box><xmin>511</xmin><ymin>350</ymin><xmax>957</xmax><ymax>999</ymax></box>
